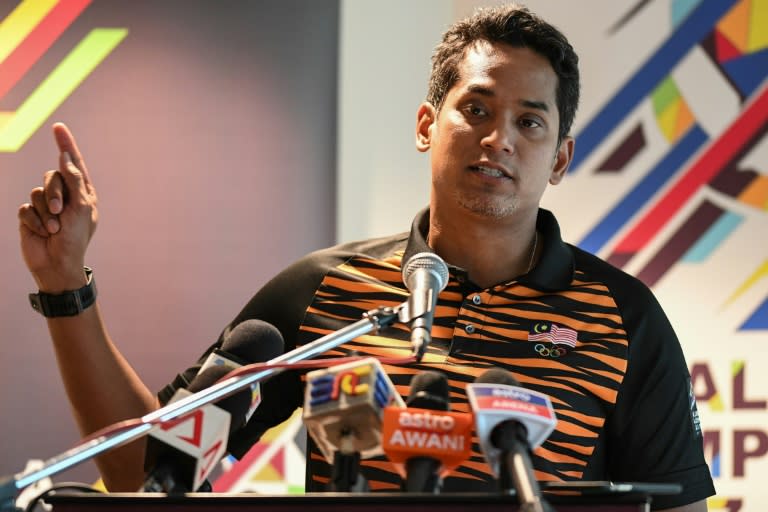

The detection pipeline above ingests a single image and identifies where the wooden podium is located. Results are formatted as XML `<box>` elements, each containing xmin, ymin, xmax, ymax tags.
<box><xmin>45</xmin><ymin>491</ymin><xmax>655</xmax><ymax>512</ymax></box>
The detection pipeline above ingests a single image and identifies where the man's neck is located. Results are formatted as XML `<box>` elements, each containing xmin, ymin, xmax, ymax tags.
<box><xmin>428</xmin><ymin>206</ymin><xmax>540</xmax><ymax>289</ymax></box>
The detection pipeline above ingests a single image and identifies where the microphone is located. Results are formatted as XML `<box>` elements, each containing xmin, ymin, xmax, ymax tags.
<box><xmin>197</xmin><ymin>319</ymin><xmax>285</xmax><ymax>429</ymax></box>
<box><xmin>401</xmin><ymin>252</ymin><xmax>449</xmax><ymax>359</ymax></box>
<box><xmin>466</xmin><ymin>369</ymin><xmax>557</xmax><ymax>511</ymax></box>
<box><xmin>142</xmin><ymin>319</ymin><xmax>285</xmax><ymax>493</ymax></box>
<box><xmin>382</xmin><ymin>371</ymin><xmax>473</xmax><ymax>493</ymax></box>
<box><xmin>142</xmin><ymin>366</ymin><xmax>252</xmax><ymax>493</ymax></box>
<box><xmin>303</xmin><ymin>357</ymin><xmax>405</xmax><ymax>491</ymax></box>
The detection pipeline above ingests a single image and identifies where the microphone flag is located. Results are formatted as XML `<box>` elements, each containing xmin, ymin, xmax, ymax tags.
<box><xmin>381</xmin><ymin>407</ymin><xmax>473</xmax><ymax>478</ymax></box>
<box><xmin>466</xmin><ymin>382</ymin><xmax>556</xmax><ymax>476</ymax></box>
<box><xmin>144</xmin><ymin>388</ymin><xmax>232</xmax><ymax>492</ymax></box>
<box><xmin>303</xmin><ymin>357</ymin><xmax>404</xmax><ymax>463</ymax></box>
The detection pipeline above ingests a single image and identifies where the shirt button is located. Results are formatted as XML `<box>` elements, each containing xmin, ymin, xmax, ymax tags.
<box><xmin>472</xmin><ymin>295</ymin><xmax>482</xmax><ymax>305</ymax></box>
<box><xmin>465</xmin><ymin>324</ymin><xmax>476</xmax><ymax>334</ymax></box>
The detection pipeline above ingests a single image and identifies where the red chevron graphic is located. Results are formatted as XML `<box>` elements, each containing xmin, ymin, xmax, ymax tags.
<box><xmin>714</xmin><ymin>29</ymin><xmax>742</xmax><ymax>63</ymax></box>
<box><xmin>160</xmin><ymin>409</ymin><xmax>204</xmax><ymax>447</ymax></box>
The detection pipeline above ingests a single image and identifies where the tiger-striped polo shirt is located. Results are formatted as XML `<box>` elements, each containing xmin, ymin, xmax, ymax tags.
<box><xmin>160</xmin><ymin>207</ymin><xmax>714</xmax><ymax>510</ymax></box>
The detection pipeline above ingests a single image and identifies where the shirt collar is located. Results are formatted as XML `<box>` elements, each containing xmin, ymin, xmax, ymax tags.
<box><xmin>403</xmin><ymin>207</ymin><xmax>574</xmax><ymax>291</ymax></box>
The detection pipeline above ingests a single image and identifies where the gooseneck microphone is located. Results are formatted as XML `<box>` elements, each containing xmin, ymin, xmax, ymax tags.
<box><xmin>401</xmin><ymin>253</ymin><xmax>449</xmax><ymax>359</ymax></box>
<box><xmin>467</xmin><ymin>369</ymin><xmax>557</xmax><ymax>512</ymax></box>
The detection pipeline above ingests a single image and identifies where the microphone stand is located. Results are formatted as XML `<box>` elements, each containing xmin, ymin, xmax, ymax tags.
<box><xmin>327</xmin><ymin>428</ymin><xmax>369</xmax><ymax>492</ymax></box>
<box><xmin>493</xmin><ymin>420</ymin><xmax>553</xmax><ymax>512</ymax></box>
<box><xmin>0</xmin><ymin>305</ymin><xmax>407</xmax><ymax>509</ymax></box>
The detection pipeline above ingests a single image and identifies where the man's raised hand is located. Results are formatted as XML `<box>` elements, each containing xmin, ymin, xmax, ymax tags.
<box><xmin>18</xmin><ymin>122</ymin><xmax>99</xmax><ymax>293</ymax></box>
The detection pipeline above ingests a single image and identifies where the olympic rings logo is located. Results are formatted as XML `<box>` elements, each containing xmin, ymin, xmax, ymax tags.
<box><xmin>534</xmin><ymin>343</ymin><xmax>567</xmax><ymax>358</ymax></box>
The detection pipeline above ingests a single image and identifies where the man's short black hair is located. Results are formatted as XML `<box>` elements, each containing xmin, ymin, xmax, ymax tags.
<box><xmin>427</xmin><ymin>3</ymin><xmax>580</xmax><ymax>143</ymax></box>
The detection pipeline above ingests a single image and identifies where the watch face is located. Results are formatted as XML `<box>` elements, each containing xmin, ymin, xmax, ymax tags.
<box><xmin>29</xmin><ymin>293</ymin><xmax>45</xmax><ymax>315</ymax></box>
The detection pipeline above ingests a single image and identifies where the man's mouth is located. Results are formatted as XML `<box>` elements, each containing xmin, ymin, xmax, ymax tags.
<box><xmin>470</xmin><ymin>165</ymin><xmax>508</xmax><ymax>178</ymax></box>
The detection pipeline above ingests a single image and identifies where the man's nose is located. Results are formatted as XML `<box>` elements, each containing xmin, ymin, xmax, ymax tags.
<box><xmin>480</xmin><ymin>120</ymin><xmax>515</xmax><ymax>154</ymax></box>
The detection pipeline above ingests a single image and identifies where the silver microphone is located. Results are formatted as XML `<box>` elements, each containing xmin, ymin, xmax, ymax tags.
<box><xmin>401</xmin><ymin>252</ymin><xmax>449</xmax><ymax>359</ymax></box>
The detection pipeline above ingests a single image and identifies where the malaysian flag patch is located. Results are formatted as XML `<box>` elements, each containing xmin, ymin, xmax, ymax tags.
<box><xmin>528</xmin><ymin>322</ymin><xmax>578</xmax><ymax>348</ymax></box>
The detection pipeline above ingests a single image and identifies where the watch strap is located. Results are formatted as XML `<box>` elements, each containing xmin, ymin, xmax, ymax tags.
<box><xmin>29</xmin><ymin>267</ymin><xmax>97</xmax><ymax>318</ymax></box>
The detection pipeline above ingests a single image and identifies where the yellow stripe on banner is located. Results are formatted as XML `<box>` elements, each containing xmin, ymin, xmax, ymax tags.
<box><xmin>656</xmin><ymin>100</ymin><xmax>680</xmax><ymax>143</ymax></box>
<box><xmin>722</xmin><ymin>259</ymin><xmax>768</xmax><ymax>307</ymax></box>
<box><xmin>748</xmin><ymin>0</ymin><xmax>768</xmax><ymax>52</ymax></box>
<box><xmin>707</xmin><ymin>497</ymin><xmax>726</xmax><ymax>508</ymax></box>
<box><xmin>0</xmin><ymin>0</ymin><xmax>59</xmax><ymax>65</ymax></box>
<box><xmin>0</xmin><ymin>28</ymin><xmax>127</xmax><ymax>152</ymax></box>
<box><xmin>0</xmin><ymin>111</ymin><xmax>12</xmax><ymax>131</ymax></box>
<box><xmin>708</xmin><ymin>393</ymin><xmax>725</xmax><ymax>412</ymax></box>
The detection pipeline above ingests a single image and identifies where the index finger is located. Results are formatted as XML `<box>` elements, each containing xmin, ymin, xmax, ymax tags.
<box><xmin>52</xmin><ymin>122</ymin><xmax>93</xmax><ymax>189</ymax></box>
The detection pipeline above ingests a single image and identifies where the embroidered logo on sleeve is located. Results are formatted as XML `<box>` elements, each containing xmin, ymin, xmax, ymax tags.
<box><xmin>687</xmin><ymin>376</ymin><xmax>702</xmax><ymax>438</ymax></box>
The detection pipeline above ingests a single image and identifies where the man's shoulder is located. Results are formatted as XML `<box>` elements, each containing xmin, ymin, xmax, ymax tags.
<box><xmin>304</xmin><ymin>231</ymin><xmax>410</xmax><ymax>265</ymax></box>
<box><xmin>567</xmin><ymin>243</ymin><xmax>657</xmax><ymax>305</ymax></box>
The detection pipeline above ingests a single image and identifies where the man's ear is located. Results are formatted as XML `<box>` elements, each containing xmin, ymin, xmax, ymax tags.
<box><xmin>549</xmin><ymin>136</ymin><xmax>575</xmax><ymax>185</ymax></box>
<box><xmin>416</xmin><ymin>102</ymin><xmax>436</xmax><ymax>153</ymax></box>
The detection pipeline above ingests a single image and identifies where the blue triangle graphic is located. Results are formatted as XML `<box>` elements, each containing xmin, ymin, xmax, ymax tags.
<box><xmin>722</xmin><ymin>49</ymin><xmax>768</xmax><ymax>97</ymax></box>
<box><xmin>740</xmin><ymin>296</ymin><xmax>768</xmax><ymax>331</ymax></box>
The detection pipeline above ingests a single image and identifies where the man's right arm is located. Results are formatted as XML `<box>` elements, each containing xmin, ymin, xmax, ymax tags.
<box><xmin>17</xmin><ymin>123</ymin><xmax>158</xmax><ymax>491</ymax></box>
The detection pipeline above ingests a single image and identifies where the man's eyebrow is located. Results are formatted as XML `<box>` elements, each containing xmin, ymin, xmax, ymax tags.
<box><xmin>520</xmin><ymin>99</ymin><xmax>549</xmax><ymax>112</ymax></box>
<box><xmin>466</xmin><ymin>84</ymin><xmax>495</xmax><ymax>97</ymax></box>
<box><xmin>464</xmin><ymin>85</ymin><xmax>550</xmax><ymax>112</ymax></box>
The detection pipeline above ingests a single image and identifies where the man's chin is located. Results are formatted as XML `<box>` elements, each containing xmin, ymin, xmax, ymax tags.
<box><xmin>458</xmin><ymin>197</ymin><xmax>517</xmax><ymax>220</ymax></box>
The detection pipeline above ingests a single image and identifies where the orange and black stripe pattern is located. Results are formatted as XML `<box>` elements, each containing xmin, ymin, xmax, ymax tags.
<box><xmin>299</xmin><ymin>244</ymin><xmax>630</xmax><ymax>491</ymax></box>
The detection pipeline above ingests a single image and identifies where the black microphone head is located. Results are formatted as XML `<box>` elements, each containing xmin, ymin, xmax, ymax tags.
<box><xmin>406</xmin><ymin>371</ymin><xmax>449</xmax><ymax>410</ymax></box>
<box><xmin>187</xmin><ymin>366</ymin><xmax>230</xmax><ymax>393</ymax></box>
<box><xmin>222</xmin><ymin>319</ymin><xmax>285</xmax><ymax>363</ymax></box>
<box><xmin>475</xmin><ymin>368</ymin><xmax>520</xmax><ymax>387</ymax></box>
<box><xmin>217</xmin><ymin>390</ymin><xmax>254</xmax><ymax>435</ymax></box>
<box><xmin>186</xmin><ymin>366</ymin><xmax>252</xmax><ymax>435</ymax></box>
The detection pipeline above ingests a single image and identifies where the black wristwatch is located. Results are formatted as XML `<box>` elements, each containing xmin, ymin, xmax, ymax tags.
<box><xmin>29</xmin><ymin>267</ymin><xmax>97</xmax><ymax>318</ymax></box>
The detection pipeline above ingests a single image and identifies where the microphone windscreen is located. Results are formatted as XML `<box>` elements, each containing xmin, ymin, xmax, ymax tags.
<box><xmin>406</xmin><ymin>371</ymin><xmax>449</xmax><ymax>410</ymax></box>
<box><xmin>185</xmin><ymin>366</ymin><xmax>252</xmax><ymax>435</ymax></box>
<box><xmin>187</xmin><ymin>366</ymin><xmax>230</xmax><ymax>393</ymax></box>
<box><xmin>475</xmin><ymin>368</ymin><xmax>520</xmax><ymax>386</ymax></box>
<box><xmin>222</xmin><ymin>319</ymin><xmax>285</xmax><ymax>363</ymax></box>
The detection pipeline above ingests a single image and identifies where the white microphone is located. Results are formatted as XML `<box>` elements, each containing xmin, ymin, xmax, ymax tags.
<box><xmin>303</xmin><ymin>357</ymin><xmax>405</xmax><ymax>491</ymax></box>
<box><xmin>467</xmin><ymin>369</ymin><xmax>556</xmax><ymax>510</ymax></box>
<box><xmin>401</xmin><ymin>252</ymin><xmax>449</xmax><ymax>359</ymax></box>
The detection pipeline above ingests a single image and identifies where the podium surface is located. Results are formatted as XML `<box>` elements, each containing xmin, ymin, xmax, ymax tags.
<box><xmin>46</xmin><ymin>491</ymin><xmax>653</xmax><ymax>512</ymax></box>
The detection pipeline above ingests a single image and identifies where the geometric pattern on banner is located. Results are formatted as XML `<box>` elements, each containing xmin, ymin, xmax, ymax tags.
<box><xmin>651</xmin><ymin>77</ymin><xmax>695</xmax><ymax>143</ymax></box>
<box><xmin>213</xmin><ymin>409</ymin><xmax>306</xmax><ymax>494</ymax></box>
<box><xmin>0</xmin><ymin>0</ymin><xmax>127</xmax><ymax>152</ymax></box>
<box><xmin>573</xmin><ymin>0</ymin><xmax>767</xmax><ymax>331</ymax></box>
<box><xmin>707</xmin><ymin>497</ymin><xmax>744</xmax><ymax>512</ymax></box>
<box><xmin>595</xmin><ymin>123</ymin><xmax>646</xmax><ymax>173</ymax></box>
